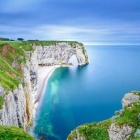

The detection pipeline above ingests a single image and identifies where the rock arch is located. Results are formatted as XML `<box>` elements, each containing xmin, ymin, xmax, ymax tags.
<box><xmin>36</xmin><ymin>42</ymin><xmax>88</xmax><ymax>66</ymax></box>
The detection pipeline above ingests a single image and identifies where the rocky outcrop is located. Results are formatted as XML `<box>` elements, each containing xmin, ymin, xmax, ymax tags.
<box><xmin>0</xmin><ymin>85</ymin><xmax>27</xmax><ymax>131</ymax></box>
<box><xmin>21</xmin><ymin>61</ymin><xmax>33</xmax><ymax>128</ymax></box>
<box><xmin>67</xmin><ymin>91</ymin><xmax>140</xmax><ymax>140</ymax></box>
<box><xmin>25</xmin><ymin>46</ymin><xmax>38</xmax><ymax>95</ymax></box>
<box><xmin>108</xmin><ymin>124</ymin><xmax>133</xmax><ymax>140</ymax></box>
<box><xmin>36</xmin><ymin>42</ymin><xmax>88</xmax><ymax>66</ymax></box>
<box><xmin>134</xmin><ymin>129</ymin><xmax>140</xmax><ymax>138</ymax></box>
<box><xmin>122</xmin><ymin>92</ymin><xmax>140</xmax><ymax>108</ymax></box>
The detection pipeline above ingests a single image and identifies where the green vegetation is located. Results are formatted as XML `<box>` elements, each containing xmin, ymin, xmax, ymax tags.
<box><xmin>0</xmin><ymin>41</ymin><xmax>33</xmax><ymax>51</ymax></box>
<box><xmin>68</xmin><ymin>120</ymin><xmax>111</xmax><ymax>140</ymax></box>
<box><xmin>68</xmin><ymin>92</ymin><xmax>140</xmax><ymax>140</ymax></box>
<box><xmin>0</xmin><ymin>125</ymin><xmax>34</xmax><ymax>140</ymax></box>
<box><xmin>0</xmin><ymin>69</ymin><xmax>20</xmax><ymax>90</ymax></box>
<box><xmin>131</xmin><ymin>126</ymin><xmax>140</xmax><ymax>140</ymax></box>
<box><xmin>0</xmin><ymin>41</ymin><xmax>26</xmax><ymax>109</ymax></box>
<box><xmin>131</xmin><ymin>91</ymin><xmax>140</xmax><ymax>95</ymax></box>
<box><xmin>0</xmin><ymin>37</ymin><xmax>11</xmax><ymax>41</ymax></box>
<box><xmin>0</xmin><ymin>54</ymin><xmax>22</xmax><ymax>77</ymax></box>
<box><xmin>78</xmin><ymin>120</ymin><xmax>111</xmax><ymax>140</ymax></box>
<box><xmin>0</xmin><ymin>66</ymin><xmax>20</xmax><ymax>109</ymax></box>
<box><xmin>27</xmin><ymin>40</ymin><xmax>83</xmax><ymax>47</ymax></box>
<box><xmin>0</xmin><ymin>40</ymin><xmax>83</xmax><ymax>50</ymax></box>
<box><xmin>0</xmin><ymin>96</ymin><xmax>4</xmax><ymax>109</ymax></box>
<box><xmin>115</xmin><ymin>102</ymin><xmax>140</xmax><ymax>127</ymax></box>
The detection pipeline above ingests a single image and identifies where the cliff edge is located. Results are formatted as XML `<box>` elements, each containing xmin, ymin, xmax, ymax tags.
<box><xmin>67</xmin><ymin>91</ymin><xmax>140</xmax><ymax>140</ymax></box>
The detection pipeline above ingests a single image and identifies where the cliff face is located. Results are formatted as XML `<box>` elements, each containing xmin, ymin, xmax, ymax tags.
<box><xmin>0</xmin><ymin>85</ymin><xmax>27</xmax><ymax>129</ymax></box>
<box><xmin>36</xmin><ymin>42</ymin><xmax>88</xmax><ymax>66</ymax></box>
<box><xmin>0</xmin><ymin>56</ymin><xmax>34</xmax><ymax>131</ymax></box>
<box><xmin>0</xmin><ymin>41</ymin><xmax>88</xmax><ymax>132</ymax></box>
<box><xmin>67</xmin><ymin>91</ymin><xmax>140</xmax><ymax>140</ymax></box>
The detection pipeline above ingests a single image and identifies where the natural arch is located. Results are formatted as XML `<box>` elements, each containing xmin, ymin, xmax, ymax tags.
<box><xmin>68</xmin><ymin>55</ymin><xmax>78</xmax><ymax>65</ymax></box>
<box><xmin>37</xmin><ymin>43</ymin><xmax>88</xmax><ymax>66</ymax></box>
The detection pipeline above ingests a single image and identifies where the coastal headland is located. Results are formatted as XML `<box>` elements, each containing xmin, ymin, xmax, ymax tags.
<box><xmin>0</xmin><ymin>40</ymin><xmax>88</xmax><ymax>139</ymax></box>
<box><xmin>0</xmin><ymin>40</ymin><xmax>139</xmax><ymax>140</ymax></box>
<box><xmin>67</xmin><ymin>91</ymin><xmax>140</xmax><ymax>140</ymax></box>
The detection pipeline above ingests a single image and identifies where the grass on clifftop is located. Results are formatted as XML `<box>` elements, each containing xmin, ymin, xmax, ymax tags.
<box><xmin>131</xmin><ymin>91</ymin><xmax>140</xmax><ymax>95</ymax></box>
<box><xmin>0</xmin><ymin>125</ymin><xmax>34</xmax><ymax>140</ymax></box>
<box><xmin>27</xmin><ymin>40</ymin><xmax>83</xmax><ymax>47</ymax></box>
<box><xmin>115</xmin><ymin>102</ymin><xmax>140</xmax><ymax>127</ymax></box>
<box><xmin>0</xmin><ymin>54</ymin><xmax>22</xmax><ymax>77</ymax></box>
<box><xmin>0</xmin><ymin>40</ymin><xmax>83</xmax><ymax>48</ymax></box>
<box><xmin>0</xmin><ymin>69</ymin><xmax>20</xmax><ymax>90</ymax></box>
<box><xmin>0</xmin><ymin>41</ymin><xmax>33</xmax><ymax>51</ymax></box>
<box><xmin>68</xmin><ymin>119</ymin><xmax>111</xmax><ymax>140</ymax></box>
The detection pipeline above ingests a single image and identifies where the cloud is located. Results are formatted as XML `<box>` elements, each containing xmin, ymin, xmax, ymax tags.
<box><xmin>30</xmin><ymin>22</ymin><xmax>140</xmax><ymax>45</ymax></box>
<box><xmin>0</xmin><ymin>0</ymin><xmax>140</xmax><ymax>45</ymax></box>
<box><xmin>1</xmin><ymin>18</ymin><xmax>140</xmax><ymax>45</ymax></box>
<box><xmin>0</xmin><ymin>0</ymin><xmax>40</xmax><ymax>13</ymax></box>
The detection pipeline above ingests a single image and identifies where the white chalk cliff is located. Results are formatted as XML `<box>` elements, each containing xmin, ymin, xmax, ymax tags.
<box><xmin>36</xmin><ymin>42</ymin><xmax>88</xmax><ymax>66</ymax></box>
<box><xmin>0</xmin><ymin>42</ymin><xmax>88</xmax><ymax>132</ymax></box>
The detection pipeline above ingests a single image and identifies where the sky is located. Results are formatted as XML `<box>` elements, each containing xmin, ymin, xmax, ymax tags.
<box><xmin>0</xmin><ymin>0</ymin><xmax>140</xmax><ymax>45</ymax></box>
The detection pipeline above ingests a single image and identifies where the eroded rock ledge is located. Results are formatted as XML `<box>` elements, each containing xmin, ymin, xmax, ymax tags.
<box><xmin>67</xmin><ymin>91</ymin><xmax>140</xmax><ymax>140</ymax></box>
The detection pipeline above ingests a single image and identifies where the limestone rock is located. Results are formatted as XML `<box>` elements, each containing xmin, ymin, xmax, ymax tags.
<box><xmin>0</xmin><ymin>85</ymin><xmax>5</xmax><ymax>96</ymax></box>
<box><xmin>122</xmin><ymin>93</ymin><xmax>140</xmax><ymax>108</ymax></box>
<box><xmin>108</xmin><ymin>123</ymin><xmax>133</xmax><ymax>140</ymax></box>
<box><xmin>36</xmin><ymin>42</ymin><xmax>88</xmax><ymax>66</ymax></box>
<box><xmin>134</xmin><ymin>129</ymin><xmax>140</xmax><ymax>138</ymax></box>
<box><xmin>0</xmin><ymin>85</ymin><xmax>27</xmax><ymax>131</ymax></box>
<box><xmin>12</xmin><ymin>60</ymin><xmax>18</xmax><ymax>68</ymax></box>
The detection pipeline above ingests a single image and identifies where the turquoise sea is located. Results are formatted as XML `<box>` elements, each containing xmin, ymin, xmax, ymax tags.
<box><xmin>31</xmin><ymin>45</ymin><xmax>140</xmax><ymax>140</ymax></box>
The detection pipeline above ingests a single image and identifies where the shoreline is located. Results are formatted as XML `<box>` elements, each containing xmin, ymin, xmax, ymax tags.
<box><xmin>33</xmin><ymin>65</ymin><xmax>60</xmax><ymax>118</ymax></box>
<box><xmin>36</xmin><ymin>65</ymin><xmax>60</xmax><ymax>102</ymax></box>
<box><xmin>32</xmin><ymin>64</ymin><xmax>72</xmax><ymax>117</ymax></box>
<box><xmin>30</xmin><ymin>64</ymin><xmax>72</xmax><ymax>136</ymax></box>
<box><xmin>35</xmin><ymin>64</ymin><xmax>72</xmax><ymax>103</ymax></box>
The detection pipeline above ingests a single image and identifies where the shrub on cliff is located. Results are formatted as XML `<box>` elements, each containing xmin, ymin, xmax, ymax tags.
<box><xmin>0</xmin><ymin>125</ymin><xmax>34</xmax><ymax>140</ymax></box>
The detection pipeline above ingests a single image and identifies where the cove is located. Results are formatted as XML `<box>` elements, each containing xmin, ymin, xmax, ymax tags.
<box><xmin>32</xmin><ymin>45</ymin><xmax>140</xmax><ymax>140</ymax></box>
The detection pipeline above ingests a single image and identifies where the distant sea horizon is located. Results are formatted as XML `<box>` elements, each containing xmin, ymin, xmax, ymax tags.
<box><xmin>31</xmin><ymin>45</ymin><xmax>140</xmax><ymax>140</ymax></box>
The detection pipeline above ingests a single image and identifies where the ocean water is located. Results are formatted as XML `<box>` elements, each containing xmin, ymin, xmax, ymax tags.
<box><xmin>32</xmin><ymin>45</ymin><xmax>140</xmax><ymax>140</ymax></box>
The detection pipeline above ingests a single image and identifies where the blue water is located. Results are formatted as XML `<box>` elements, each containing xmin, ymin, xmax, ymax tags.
<box><xmin>32</xmin><ymin>45</ymin><xmax>140</xmax><ymax>140</ymax></box>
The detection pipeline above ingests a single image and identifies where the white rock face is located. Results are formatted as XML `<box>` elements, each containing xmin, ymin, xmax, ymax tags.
<box><xmin>21</xmin><ymin>61</ymin><xmax>33</xmax><ymax>128</ymax></box>
<box><xmin>122</xmin><ymin>92</ymin><xmax>140</xmax><ymax>108</ymax></box>
<box><xmin>108</xmin><ymin>123</ymin><xmax>133</xmax><ymax>140</ymax></box>
<box><xmin>134</xmin><ymin>129</ymin><xmax>140</xmax><ymax>138</ymax></box>
<box><xmin>0</xmin><ymin>85</ymin><xmax>27</xmax><ymax>130</ymax></box>
<box><xmin>0</xmin><ymin>49</ymin><xmax>37</xmax><ymax>131</ymax></box>
<box><xmin>25</xmin><ymin>47</ymin><xmax>38</xmax><ymax>95</ymax></box>
<box><xmin>0</xmin><ymin>85</ymin><xmax>5</xmax><ymax>96</ymax></box>
<box><xmin>36</xmin><ymin>42</ymin><xmax>88</xmax><ymax>66</ymax></box>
